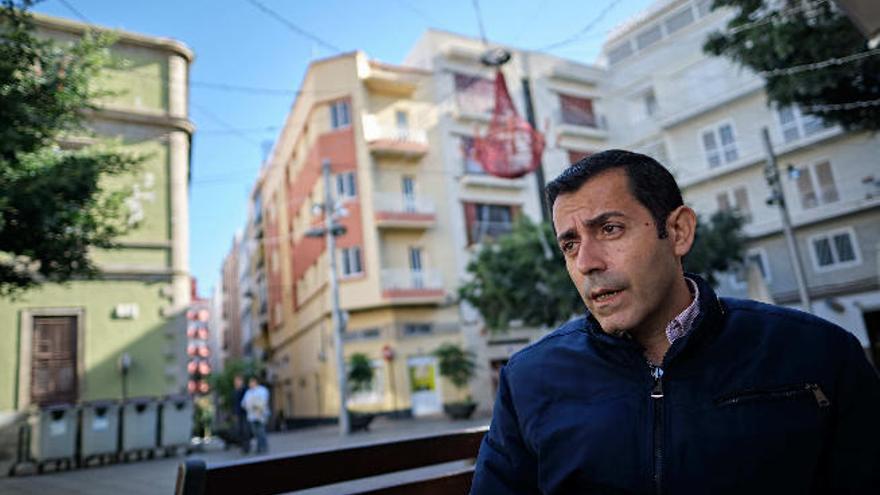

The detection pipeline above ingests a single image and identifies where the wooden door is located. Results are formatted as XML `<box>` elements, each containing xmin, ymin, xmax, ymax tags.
<box><xmin>31</xmin><ymin>316</ymin><xmax>78</xmax><ymax>405</ymax></box>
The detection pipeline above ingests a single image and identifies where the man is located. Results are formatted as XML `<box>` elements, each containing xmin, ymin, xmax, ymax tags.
<box><xmin>232</xmin><ymin>374</ymin><xmax>250</xmax><ymax>453</ymax></box>
<box><xmin>471</xmin><ymin>150</ymin><xmax>880</xmax><ymax>494</ymax></box>
<box><xmin>241</xmin><ymin>376</ymin><xmax>270</xmax><ymax>454</ymax></box>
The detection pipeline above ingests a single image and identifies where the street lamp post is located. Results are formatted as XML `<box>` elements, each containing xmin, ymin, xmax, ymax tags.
<box><xmin>305</xmin><ymin>159</ymin><xmax>350</xmax><ymax>435</ymax></box>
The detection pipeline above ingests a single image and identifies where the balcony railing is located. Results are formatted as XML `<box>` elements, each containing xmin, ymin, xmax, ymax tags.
<box><xmin>374</xmin><ymin>192</ymin><xmax>435</xmax><ymax>215</ymax></box>
<box><xmin>381</xmin><ymin>268</ymin><xmax>443</xmax><ymax>293</ymax></box>
<box><xmin>363</xmin><ymin>115</ymin><xmax>429</xmax><ymax>158</ymax></box>
<box><xmin>470</xmin><ymin>220</ymin><xmax>514</xmax><ymax>244</ymax></box>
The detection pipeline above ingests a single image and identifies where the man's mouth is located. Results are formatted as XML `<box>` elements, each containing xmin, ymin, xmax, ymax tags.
<box><xmin>591</xmin><ymin>288</ymin><xmax>623</xmax><ymax>302</ymax></box>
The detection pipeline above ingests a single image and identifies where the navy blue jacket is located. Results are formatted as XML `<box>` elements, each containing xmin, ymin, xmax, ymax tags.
<box><xmin>471</xmin><ymin>276</ymin><xmax>880</xmax><ymax>494</ymax></box>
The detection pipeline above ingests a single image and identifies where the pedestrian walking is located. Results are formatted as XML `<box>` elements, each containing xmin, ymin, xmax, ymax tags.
<box><xmin>241</xmin><ymin>376</ymin><xmax>270</xmax><ymax>454</ymax></box>
<box><xmin>232</xmin><ymin>375</ymin><xmax>251</xmax><ymax>453</ymax></box>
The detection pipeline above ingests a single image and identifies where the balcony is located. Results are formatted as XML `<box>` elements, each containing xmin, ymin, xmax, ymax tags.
<box><xmin>363</xmin><ymin>115</ymin><xmax>429</xmax><ymax>159</ymax></box>
<box><xmin>555</xmin><ymin>109</ymin><xmax>608</xmax><ymax>140</ymax></box>
<box><xmin>381</xmin><ymin>268</ymin><xmax>445</xmax><ymax>302</ymax></box>
<box><xmin>363</xmin><ymin>62</ymin><xmax>422</xmax><ymax>97</ymax></box>
<box><xmin>373</xmin><ymin>192</ymin><xmax>436</xmax><ymax>229</ymax></box>
<box><xmin>469</xmin><ymin>220</ymin><xmax>514</xmax><ymax>245</ymax></box>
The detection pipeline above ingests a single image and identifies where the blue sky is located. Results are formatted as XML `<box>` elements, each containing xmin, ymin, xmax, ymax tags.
<box><xmin>32</xmin><ymin>0</ymin><xmax>655</xmax><ymax>296</ymax></box>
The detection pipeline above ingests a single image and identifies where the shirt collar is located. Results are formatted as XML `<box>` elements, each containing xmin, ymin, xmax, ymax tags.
<box><xmin>665</xmin><ymin>277</ymin><xmax>700</xmax><ymax>344</ymax></box>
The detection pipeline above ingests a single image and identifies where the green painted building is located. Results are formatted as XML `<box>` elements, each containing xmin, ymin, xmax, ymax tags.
<box><xmin>0</xmin><ymin>14</ymin><xmax>194</xmax><ymax>419</ymax></box>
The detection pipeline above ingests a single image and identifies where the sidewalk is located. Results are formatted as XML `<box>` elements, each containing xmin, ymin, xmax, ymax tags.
<box><xmin>0</xmin><ymin>414</ymin><xmax>490</xmax><ymax>495</ymax></box>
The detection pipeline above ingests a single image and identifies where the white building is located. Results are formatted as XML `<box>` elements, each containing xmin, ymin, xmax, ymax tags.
<box><xmin>601</xmin><ymin>0</ymin><xmax>880</xmax><ymax>361</ymax></box>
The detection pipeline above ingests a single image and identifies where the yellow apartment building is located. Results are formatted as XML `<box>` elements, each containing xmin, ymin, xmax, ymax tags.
<box><xmin>258</xmin><ymin>52</ymin><xmax>468</xmax><ymax>421</ymax></box>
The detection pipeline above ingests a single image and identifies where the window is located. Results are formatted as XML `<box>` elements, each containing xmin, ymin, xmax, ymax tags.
<box><xmin>401</xmin><ymin>176</ymin><xmax>417</xmax><ymax>212</ymax></box>
<box><xmin>664</xmin><ymin>7</ymin><xmax>694</xmax><ymax>34</ymax></box>
<box><xmin>454</xmin><ymin>73</ymin><xmax>494</xmax><ymax>115</ymax></box>
<box><xmin>559</xmin><ymin>94</ymin><xmax>596</xmax><ymax>127</ymax></box>
<box><xmin>396</xmin><ymin>110</ymin><xmax>408</xmax><ymax>130</ymax></box>
<box><xmin>464</xmin><ymin>203</ymin><xmax>516</xmax><ymax>244</ymax></box>
<box><xmin>409</xmin><ymin>246</ymin><xmax>424</xmax><ymax>287</ymax></box>
<box><xmin>340</xmin><ymin>246</ymin><xmax>363</xmax><ymax>277</ymax></box>
<box><xmin>347</xmin><ymin>359</ymin><xmax>383</xmax><ymax>404</ymax></box>
<box><xmin>809</xmin><ymin>228</ymin><xmax>860</xmax><ymax>271</ymax></box>
<box><xmin>701</xmin><ymin>122</ymin><xmax>738</xmax><ymax>168</ymax></box>
<box><xmin>330</xmin><ymin>100</ymin><xmax>351</xmax><ymax>129</ymax></box>
<box><xmin>459</xmin><ymin>136</ymin><xmax>484</xmax><ymax>174</ymax></box>
<box><xmin>402</xmin><ymin>323</ymin><xmax>433</xmax><ymax>337</ymax></box>
<box><xmin>716</xmin><ymin>186</ymin><xmax>752</xmax><ymax>223</ymax></box>
<box><xmin>336</xmin><ymin>171</ymin><xmax>357</xmax><ymax>199</ymax></box>
<box><xmin>567</xmin><ymin>149</ymin><xmax>593</xmax><ymax>164</ymax></box>
<box><xmin>344</xmin><ymin>327</ymin><xmax>381</xmax><ymax>342</ymax></box>
<box><xmin>733</xmin><ymin>249</ymin><xmax>771</xmax><ymax>285</ymax></box>
<box><xmin>638</xmin><ymin>141</ymin><xmax>668</xmax><ymax>166</ymax></box>
<box><xmin>644</xmin><ymin>90</ymin><xmax>658</xmax><ymax>117</ymax></box>
<box><xmin>777</xmin><ymin>106</ymin><xmax>830</xmax><ymax>142</ymax></box>
<box><xmin>607</xmin><ymin>41</ymin><xmax>633</xmax><ymax>65</ymax></box>
<box><xmin>636</xmin><ymin>24</ymin><xmax>663</xmax><ymax>50</ymax></box>
<box><xmin>795</xmin><ymin>160</ymin><xmax>838</xmax><ymax>209</ymax></box>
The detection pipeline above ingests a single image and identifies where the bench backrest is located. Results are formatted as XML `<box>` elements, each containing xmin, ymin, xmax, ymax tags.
<box><xmin>175</xmin><ymin>426</ymin><xmax>488</xmax><ymax>495</ymax></box>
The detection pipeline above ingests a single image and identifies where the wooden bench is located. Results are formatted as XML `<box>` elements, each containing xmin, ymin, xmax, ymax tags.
<box><xmin>174</xmin><ymin>426</ymin><xmax>488</xmax><ymax>495</ymax></box>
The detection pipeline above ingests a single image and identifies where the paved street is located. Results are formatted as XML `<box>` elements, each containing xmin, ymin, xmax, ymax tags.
<box><xmin>0</xmin><ymin>414</ymin><xmax>490</xmax><ymax>495</ymax></box>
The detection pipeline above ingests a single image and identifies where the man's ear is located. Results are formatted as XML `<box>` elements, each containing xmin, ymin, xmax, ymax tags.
<box><xmin>667</xmin><ymin>205</ymin><xmax>697</xmax><ymax>258</ymax></box>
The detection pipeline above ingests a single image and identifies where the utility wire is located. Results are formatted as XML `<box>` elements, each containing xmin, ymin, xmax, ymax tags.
<box><xmin>758</xmin><ymin>48</ymin><xmax>880</xmax><ymax>77</ymax></box>
<box><xmin>806</xmin><ymin>98</ymin><xmax>880</xmax><ymax>112</ymax></box>
<box><xmin>725</xmin><ymin>0</ymin><xmax>828</xmax><ymax>36</ymax></box>
<box><xmin>471</xmin><ymin>0</ymin><xmax>488</xmax><ymax>45</ymax></box>
<box><xmin>56</xmin><ymin>0</ymin><xmax>91</xmax><ymax>24</ymax></box>
<box><xmin>538</xmin><ymin>0</ymin><xmax>622</xmax><ymax>51</ymax></box>
<box><xmin>191</xmin><ymin>102</ymin><xmax>262</xmax><ymax>146</ymax></box>
<box><xmin>245</xmin><ymin>0</ymin><xmax>343</xmax><ymax>54</ymax></box>
<box><xmin>191</xmin><ymin>80</ymin><xmax>298</xmax><ymax>96</ymax></box>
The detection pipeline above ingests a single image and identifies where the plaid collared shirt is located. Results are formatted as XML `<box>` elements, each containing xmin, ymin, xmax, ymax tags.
<box><xmin>665</xmin><ymin>277</ymin><xmax>700</xmax><ymax>344</ymax></box>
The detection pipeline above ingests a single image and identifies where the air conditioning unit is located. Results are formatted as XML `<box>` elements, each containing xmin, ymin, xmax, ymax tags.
<box><xmin>114</xmin><ymin>303</ymin><xmax>139</xmax><ymax>319</ymax></box>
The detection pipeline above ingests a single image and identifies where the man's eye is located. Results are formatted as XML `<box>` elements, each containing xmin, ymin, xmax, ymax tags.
<box><xmin>561</xmin><ymin>241</ymin><xmax>576</xmax><ymax>254</ymax></box>
<box><xmin>601</xmin><ymin>224</ymin><xmax>622</xmax><ymax>235</ymax></box>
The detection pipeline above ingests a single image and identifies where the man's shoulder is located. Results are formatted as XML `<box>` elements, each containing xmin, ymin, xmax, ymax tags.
<box><xmin>505</xmin><ymin>317</ymin><xmax>586</xmax><ymax>372</ymax></box>
<box><xmin>721</xmin><ymin>297</ymin><xmax>857</xmax><ymax>346</ymax></box>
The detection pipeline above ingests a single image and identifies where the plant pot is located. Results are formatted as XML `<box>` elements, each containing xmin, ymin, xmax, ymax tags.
<box><xmin>347</xmin><ymin>411</ymin><xmax>376</xmax><ymax>432</ymax></box>
<box><xmin>443</xmin><ymin>401</ymin><xmax>477</xmax><ymax>420</ymax></box>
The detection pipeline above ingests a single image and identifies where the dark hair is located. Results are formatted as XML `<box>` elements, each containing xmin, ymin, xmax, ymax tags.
<box><xmin>545</xmin><ymin>149</ymin><xmax>683</xmax><ymax>238</ymax></box>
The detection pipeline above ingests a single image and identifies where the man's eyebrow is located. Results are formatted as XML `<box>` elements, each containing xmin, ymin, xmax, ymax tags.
<box><xmin>556</xmin><ymin>211</ymin><xmax>627</xmax><ymax>243</ymax></box>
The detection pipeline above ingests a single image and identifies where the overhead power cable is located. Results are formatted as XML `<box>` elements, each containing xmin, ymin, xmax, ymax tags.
<box><xmin>56</xmin><ymin>0</ymin><xmax>91</xmax><ymax>24</ymax></box>
<box><xmin>725</xmin><ymin>0</ymin><xmax>827</xmax><ymax>36</ymax></box>
<box><xmin>539</xmin><ymin>0</ymin><xmax>622</xmax><ymax>51</ymax></box>
<box><xmin>471</xmin><ymin>0</ymin><xmax>488</xmax><ymax>45</ymax></box>
<box><xmin>805</xmin><ymin>98</ymin><xmax>880</xmax><ymax>112</ymax></box>
<box><xmin>758</xmin><ymin>48</ymin><xmax>880</xmax><ymax>77</ymax></box>
<box><xmin>245</xmin><ymin>0</ymin><xmax>343</xmax><ymax>54</ymax></box>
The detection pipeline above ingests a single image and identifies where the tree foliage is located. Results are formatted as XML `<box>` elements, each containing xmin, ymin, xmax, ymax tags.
<box><xmin>704</xmin><ymin>0</ymin><xmax>880</xmax><ymax>131</ymax></box>
<box><xmin>0</xmin><ymin>0</ymin><xmax>142</xmax><ymax>296</ymax></box>
<box><xmin>684</xmin><ymin>210</ymin><xmax>746</xmax><ymax>286</ymax></box>
<box><xmin>347</xmin><ymin>353</ymin><xmax>375</xmax><ymax>394</ymax></box>
<box><xmin>458</xmin><ymin>217</ymin><xmax>583</xmax><ymax>333</ymax></box>
<box><xmin>433</xmin><ymin>343</ymin><xmax>476</xmax><ymax>391</ymax></box>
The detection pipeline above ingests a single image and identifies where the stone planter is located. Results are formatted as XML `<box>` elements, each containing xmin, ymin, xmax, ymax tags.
<box><xmin>443</xmin><ymin>401</ymin><xmax>477</xmax><ymax>420</ymax></box>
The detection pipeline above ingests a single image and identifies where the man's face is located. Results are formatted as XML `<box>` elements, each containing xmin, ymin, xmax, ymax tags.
<box><xmin>249</xmin><ymin>378</ymin><xmax>258</xmax><ymax>389</ymax></box>
<box><xmin>551</xmin><ymin>169</ymin><xmax>686</xmax><ymax>337</ymax></box>
<box><xmin>234</xmin><ymin>376</ymin><xmax>243</xmax><ymax>388</ymax></box>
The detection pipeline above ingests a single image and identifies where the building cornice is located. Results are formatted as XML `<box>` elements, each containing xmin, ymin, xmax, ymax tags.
<box><xmin>85</xmin><ymin>106</ymin><xmax>195</xmax><ymax>135</ymax></box>
<box><xmin>660</xmin><ymin>80</ymin><xmax>764</xmax><ymax>130</ymax></box>
<box><xmin>31</xmin><ymin>13</ymin><xmax>194</xmax><ymax>62</ymax></box>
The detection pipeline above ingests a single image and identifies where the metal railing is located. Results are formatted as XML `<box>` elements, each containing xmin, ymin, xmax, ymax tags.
<box><xmin>381</xmin><ymin>269</ymin><xmax>443</xmax><ymax>291</ymax></box>
<box><xmin>373</xmin><ymin>192</ymin><xmax>435</xmax><ymax>215</ymax></box>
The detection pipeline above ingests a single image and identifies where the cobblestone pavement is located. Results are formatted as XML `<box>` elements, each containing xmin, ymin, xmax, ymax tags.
<box><xmin>0</xmin><ymin>414</ymin><xmax>490</xmax><ymax>495</ymax></box>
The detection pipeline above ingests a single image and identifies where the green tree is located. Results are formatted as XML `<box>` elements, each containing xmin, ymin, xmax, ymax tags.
<box><xmin>433</xmin><ymin>343</ymin><xmax>476</xmax><ymax>392</ymax></box>
<box><xmin>684</xmin><ymin>210</ymin><xmax>747</xmax><ymax>287</ymax></box>
<box><xmin>347</xmin><ymin>353</ymin><xmax>375</xmax><ymax>394</ymax></box>
<box><xmin>458</xmin><ymin>217</ymin><xmax>583</xmax><ymax>332</ymax></box>
<box><xmin>703</xmin><ymin>0</ymin><xmax>880</xmax><ymax>131</ymax></box>
<box><xmin>0</xmin><ymin>0</ymin><xmax>142</xmax><ymax>296</ymax></box>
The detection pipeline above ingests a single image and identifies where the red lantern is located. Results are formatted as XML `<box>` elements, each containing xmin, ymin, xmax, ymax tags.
<box><xmin>198</xmin><ymin>362</ymin><xmax>211</xmax><ymax>375</ymax></box>
<box><xmin>187</xmin><ymin>361</ymin><xmax>198</xmax><ymax>374</ymax></box>
<box><xmin>197</xmin><ymin>328</ymin><xmax>209</xmax><ymax>340</ymax></box>
<box><xmin>198</xmin><ymin>346</ymin><xmax>210</xmax><ymax>358</ymax></box>
<box><xmin>187</xmin><ymin>380</ymin><xmax>197</xmax><ymax>393</ymax></box>
<box><xmin>186</xmin><ymin>344</ymin><xmax>197</xmax><ymax>356</ymax></box>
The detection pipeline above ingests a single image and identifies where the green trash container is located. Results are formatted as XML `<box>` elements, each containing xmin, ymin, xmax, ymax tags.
<box><xmin>29</xmin><ymin>404</ymin><xmax>77</xmax><ymax>472</ymax></box>
<box><xmin>158</xmin><ymin>395</ymin><xmax>192</xmax><ymax>455</ymax></box>
<box><xmin>79</xmin><ymin>400</ymin><xmax>120</xmax><ymax>465</ymax></box>
<box><xmin>120</xmin><ymin>398</ymin><xmax>157</xmax><ymax>458</ymax></box>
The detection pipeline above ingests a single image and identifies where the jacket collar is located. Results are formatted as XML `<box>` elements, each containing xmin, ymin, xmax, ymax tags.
<box><xmin>582</xmin><ymin>273</ymin><xmax>726</xmax><ymax>364</ymax></box>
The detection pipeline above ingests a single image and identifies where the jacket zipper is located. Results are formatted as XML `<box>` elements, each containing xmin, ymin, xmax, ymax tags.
<box><xmin>715</xmin><ymin>383</ymin><xmax>831</xmax><ymax>408</ymax></box>
<box><xmin>651</xmin><ymin>372</ymin><xmax>663</xmax><ymax>495</ymax></box>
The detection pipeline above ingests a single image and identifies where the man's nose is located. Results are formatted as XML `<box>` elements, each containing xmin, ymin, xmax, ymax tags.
<box><xmin>575</xmin><ymin>240</ymin><xmax>606</xmax><ymax>274</ymax></box>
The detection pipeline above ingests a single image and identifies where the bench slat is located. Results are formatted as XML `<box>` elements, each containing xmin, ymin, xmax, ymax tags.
<box><xmin>350</xmin><ymin>466</ymin><xmax>475</xmax><ymax>495</ymax></box>
<box><xmin>192</xmin><ymin>427</ymin><xmax>486</xmax><ymax>495</ymax></box>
